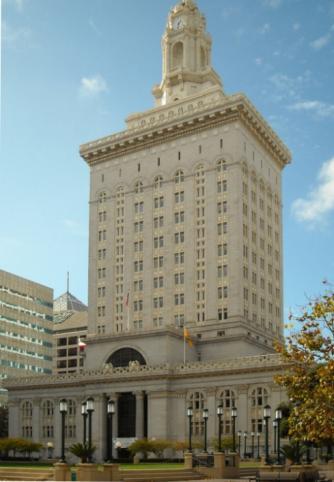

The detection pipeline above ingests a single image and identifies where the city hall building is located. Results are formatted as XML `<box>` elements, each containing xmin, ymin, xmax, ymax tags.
<box><xmin>5</xmin><ymin>0</ymin><xmax>291</xmax><ymax>462</ymax></box>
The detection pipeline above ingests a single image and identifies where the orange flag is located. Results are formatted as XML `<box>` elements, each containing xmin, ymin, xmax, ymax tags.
<box><xmin>183</xmin><ymin>327</ymin><xmax>193</xmax><ymax>347</ymax></box>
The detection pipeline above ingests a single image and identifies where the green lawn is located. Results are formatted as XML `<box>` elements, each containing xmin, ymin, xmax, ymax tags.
<box><xmin>0</xmin><ymin>463</ymin><xmax>53</xmax><ymax>468</ymax></box>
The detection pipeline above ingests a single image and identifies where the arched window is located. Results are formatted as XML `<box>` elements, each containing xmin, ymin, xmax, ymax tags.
<box><xmin>99</xmin><ymin>191</ymin><xmax>107</xmax><ymax>203</ymax></box>
<box><xmin>218</xmin><ymin>389</ymin><xmax>236</xmax><ymax>434</ymax></box>
<box><xmin>154</xmin><ymin>175</ymin><xmax>163</xmax><ymax>190</ymax></box>
<box><xmin>21</xmin><ymin>401</ymin><xmax>33</xmax><ymax>439</ymax></box>
<box><xmin>107</xmin><ymin>347</ymin><xmax>146</xmax><ymax>367</ymax></box>
<box><xmin>188</xmin><ymin>391</ymin><xmax>205</xmax><ymax>436</ymax></box>
<box><xmin>195</xmin><ymin>164</ymin><xmax>205</xmax><ymax>177</ymax></box>
<box><xmin>250</xmin><ymin>387</ymin><xmax>269</xmax><ymax>433</ymax></box>
<box><xmin>175</xmin><ymin>170</ymin><xmax>184</xmax><ymax>184</ymax></box>
<box><xmin>65</xmin><ymin>399</ymin><xmax>76</xmax><ymax>439</ymax></box>
<box><xmin>217</xmin><ymin>160</ymin><xmax>227</xmax><ymax>173</ymax></box>
<box><xmin>134</xmin><ymin>181</ymin><xmax>144</xmax><ymax>194</ymax></box>
<box><xmin>41</xmin><ymin>400</ymin><xmax>54</xmax><ymax>439</ymax></box>
<box><xmin>173</xmin><ymin>42</ymin><xmax>183</xmax><ymax>69</ymax></box>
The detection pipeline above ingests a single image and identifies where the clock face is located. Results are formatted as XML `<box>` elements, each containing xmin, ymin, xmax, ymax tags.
<box><xmin>173</xmin><ymin>17</ymin><xmax>184</xmax><ymax>30</ymax></box>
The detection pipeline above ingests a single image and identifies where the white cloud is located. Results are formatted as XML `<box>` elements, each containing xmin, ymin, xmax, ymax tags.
<box><xmin>63</xmin><ymin>219</ymin><xmax>87</xmax><ymax>237</ymax></box>
<box><xmin>259</xmin><ymin>23</ymin><xmax>271</xmax><ymax>34</ymax></box>
<box><xmin>293</xmin><ymin>23</ymin><xmax>300</xmax><ymax>31</ymax></box>
<box><xmin>255</xmin><ymin>57</ymin><xmax>263</xmax><ymax>66</ymax></box>
<box><xmin>79</xmin><ymin>75</ymin><xmax>108</xmax><ymax>97</ymax></box>
<box><xmin>2</xmin><ymin>21</ymin><xmax>32</xmax><ymax>48</ymax></box>
<box><xmin>269</xmin><ymin>71</ymin><xmax>310</xmax><ymax>101</ymax></box>
<box><xmin>262</xmin><ymin>0</ymin><xmax>282</xmax><ymax>8</ymax></box>
<box><xmin>292</xmin><ymin>157</ymin><xmax>334</xmax><ymax>223</ymax></box>
<box><xmin>288</xmin><ymin>100</ymin><xmax>334</xmax><ymax>118</ymax></box>
<box><xmin>4</xmin><ymin>0</ymin><xmax>26</xmax><ymax>11</ymax></box>
<box><xmin>310</xmin><ymin>33</ymin><xmax>332</xmax><ymax>50</ymax></box>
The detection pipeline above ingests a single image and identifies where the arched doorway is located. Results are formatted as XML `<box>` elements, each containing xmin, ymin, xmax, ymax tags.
<box><xmin>106</xmin><ymin>348</ymin><xmax>147</xmax><ymax>446</ymax></box>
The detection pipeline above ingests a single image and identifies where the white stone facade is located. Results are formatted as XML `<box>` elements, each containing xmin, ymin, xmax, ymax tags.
<box><xmin>5</xmin><ymin>0</ymin><xmax>291</xmax><ymax>462</ymax></box>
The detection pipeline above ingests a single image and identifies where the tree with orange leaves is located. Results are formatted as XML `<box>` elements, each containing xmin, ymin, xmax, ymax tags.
<box><xmin>275</xmin><ymin>285</ymin><xmax>334</xmax><ymax>444</ymax></box>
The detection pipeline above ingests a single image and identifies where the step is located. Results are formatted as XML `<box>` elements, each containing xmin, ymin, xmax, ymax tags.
<box><xmin>122</xmin><ymin>477</ymin><xmax>204</xmax><ymax>482</ymax></box>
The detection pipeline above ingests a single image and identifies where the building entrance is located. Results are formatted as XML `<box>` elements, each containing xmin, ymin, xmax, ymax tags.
<box><xmin>118</xmin><ymin>392</ymin><xmax>136</xmax><ymax>437</ymax></box>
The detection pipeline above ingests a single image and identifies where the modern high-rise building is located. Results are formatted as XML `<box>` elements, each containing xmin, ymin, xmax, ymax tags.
<box><xmin>0</xmin><ymin>269</ymin><xmax>53</xmax><ymax>379</ymax></box>
<box><xmin>6</xmin><ymin>0</ymin><xmax>291</xmax><ymax>461</ymax></box>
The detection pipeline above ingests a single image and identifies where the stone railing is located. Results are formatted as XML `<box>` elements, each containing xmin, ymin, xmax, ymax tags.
<box><xmin>3</xmin><ymin>354</ymin><xmax>285</xmax><ymax>389</ymax></box>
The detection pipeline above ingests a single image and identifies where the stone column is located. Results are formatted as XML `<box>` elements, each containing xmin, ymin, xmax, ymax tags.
<box><xmin>91</xmin><ymin>394</ymin><xmax>104</xmax><ymax>462</ymax></box>
<box><xmin>206</xmin><ymin>389</ymin><xmax>216</xmax><ymax>445</ymax></box>
<box><xmin>53</xmin><ymin>398</ymin><xmax>62</xmax><ymax>459</ymax></box>
<box><xmin>237</xmin><ymin>385</ymin><xmax>249</xmax><ymax>434</ymax></box>
<box><xmin>32</xmin><ymin>398</ymin><xmax>41</xmax><ymax>441</ymax></box>
<box><xmin>135</xmin><ymin>391</ymin><xmax>144</xmax><ymax>439</ymax></box>
<box><xmin>147</xmin><ymin>391</ymin><xmax>168</xmax><ymax>439</ymax></box>
<box><xmin>8</xmin><ymin>399</ymin><xmax>20</xmax><ymax>438</ymax></box>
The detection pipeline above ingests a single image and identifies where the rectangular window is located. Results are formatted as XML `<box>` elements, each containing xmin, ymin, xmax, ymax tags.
<box><xmin>174</xmin><ymin>272</ymin><xmax>185</xmax><ymax>285</ymax></box>
<box><xmin>134</xmin><ymin>260</ymin><xmax>143</xmax><ymax>272</ymax></box>
<box><xmin>217</xmin><ymin>180</ymin><xmax>227</xmax><ymax>193</ymax></box>
<box><xmin>175</xmin><ymin>191</ymin><xmax>184</xmax><ymax>203</ymax></box>
<box><xmin>153</xmin><ymin>216</ymin><xmax>164</xmax><ymax>228</ymax></box>
<box><xmin>153</xmin><ymin>297</ymin><xmax>164</xmax><ymax>309</ymax></box>
<box><xmin>174</xmin><ymin>211</ymin><xmax>185</xmax><ymax>224</ymax></box>
<box><xmin>153</xmin><ymin>256</ymin><xmax>164</xmax><ymax>269</ymax></box>
<box><xmin>134</xmin><ymin>280</ymin><xmax>144</xmax><ymax>292</ymax></box>
<box><xmin>174</xmin><ymin>232</ymin><xmax>185</xmax><ymax>244</ymax></box>
<box><xmin>174</xmin><ymin>314</ymin><xmax>185</xmax><ymax>327</ymax></box>
<box><xmin>174</xmin><ymin>252</ymin><xmax>185</xmax><ymax>264</ymax></box>
<box><xmin>174</xmin><ymin>293</ymin><xmax>185</xmax><ymax>305</ymax></box>
<box><xmin>154</xmin><ymin>236</ymin><xmax>164</xmax><ymax>249</ymax></box>
<box><xmin>153</xmin><ymin>276</ymin><xmax>164</xmax><ymax>289</ymax></box>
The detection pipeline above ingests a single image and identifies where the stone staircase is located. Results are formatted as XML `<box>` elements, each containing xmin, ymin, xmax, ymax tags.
<box><xmin>0</xmin><ymin>467</ymin><xmax>54</xmax><ymax>481</ymax></box>
<box><xmin>120</xmin><ymin>468</ymin><xmax>206</xmax><ymax>482</ymax></box>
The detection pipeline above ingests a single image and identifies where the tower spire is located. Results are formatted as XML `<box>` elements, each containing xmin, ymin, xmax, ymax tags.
<box><xmin>152</xmin><ymin>0</ymin><xmax>223</xmax><ymax>106</ymax></box>
<box><xmin>67</xmin><ymin>271</ymin><xmax>70</xmax><ymax>294</ymax></box>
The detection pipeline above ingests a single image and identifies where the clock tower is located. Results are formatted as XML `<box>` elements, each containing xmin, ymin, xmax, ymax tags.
<box><xmin>153</xmin><ymin>0</ymin><xmax>223</xmax><ymax>106</ymax></box>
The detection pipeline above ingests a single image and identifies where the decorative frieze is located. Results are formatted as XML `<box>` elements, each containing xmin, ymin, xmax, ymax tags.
<box><xmin>4</xmin><ymin>354</ymin><xmax>287</xmax><ymax>391</ymax></box>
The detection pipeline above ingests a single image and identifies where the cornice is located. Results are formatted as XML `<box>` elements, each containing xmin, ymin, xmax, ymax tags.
<box><xmin>4</xmin><ymin>354</ymin><xmax>289</xmax><ymax>392</ymax></box>
<box><xmin>85</xmin><ymin>325</ymin><xmax>187</xmax><ymax>345</ymax></box>
<box><xmin>80</xmin><ymin>89</ymin><xmax>291</xmax><ymax>170</ymax></box>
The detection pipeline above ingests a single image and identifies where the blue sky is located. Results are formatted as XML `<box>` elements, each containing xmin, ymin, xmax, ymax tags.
<box><xmin>1</xmin><ymin>0</ymin><xmax>334</xmax><ymax>322</ymax></box>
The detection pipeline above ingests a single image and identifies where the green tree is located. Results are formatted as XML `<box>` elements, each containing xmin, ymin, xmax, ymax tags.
<box><xmin>275</xmin><ymin>285</ymin><xmax>334</xmax><ymax>443</ymax></box>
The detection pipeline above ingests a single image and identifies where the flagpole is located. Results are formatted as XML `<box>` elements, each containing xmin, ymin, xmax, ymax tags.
<box><xmin>127</xmin><ymin>304</ymin><xmax>130</xmax><ymax>332</ymax></box>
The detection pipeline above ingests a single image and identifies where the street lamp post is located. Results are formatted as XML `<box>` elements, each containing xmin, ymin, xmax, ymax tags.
<box><xmin>81</xmin><ymin>401</ymin><xmax>87</xmax><ymax>445</ymax></box>
<box><xmin>243</xmin><ymin>431</ymin><xmax>248</xmax><ymax>459</ymax></box>
<box><xmin>59</xmin><ymin>399</ymin><xmax>68</xmax><ymax>463</ymax></box>
<box><xmin>238</xmin><ymin>430</ymin><xmax>242</xmax><ymax>454</ymax></box>
<box><xmin>231</xmin><ymin>407</ymin><xmax>237</xmax><ymax>452</ymax></box>
<box><xmin>251</xmin><ymin>432</ymin><xmax>255</xmax><ymax>459</ymax></box>
<box><xmin>187</xmin><ymin>407</ymin><xmax>193</xmax><ymax>452</ymax></box>
<box><xmin>86</xmin><ymin>397</ymin><xmax>94</xmax><ymax>463</ymax></box>
<box><xmin>263</xmin><ymin>405</ymin><xmax>271</xmax><ymax>465</ymax></box>
<box><xmin>217</xmin><ymin>405</ymin><xmax>223</xmax><ymax>452</ymax></box>
<box><xmin>275</xmin><ymin>409</ymin><xmax>282</xmax><ymax>465</ymax></box>
<box><xmin>273</xmin><ymin>420</ymin><xmax>278</xmax><ymax>453</ymax></box>
<box><xmin>106</xmin><ymin>399</ymin><xmax>115</xmax><ymax>462</ymax></box>
<box><xmin>203</xmin><ymin>408</ymin><xmax>209</xmax><ymax>453</ymax></box>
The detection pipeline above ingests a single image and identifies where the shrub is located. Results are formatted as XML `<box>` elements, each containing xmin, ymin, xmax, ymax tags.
<box><xmin>69</xmin><ymin>442</ymin><xmax>96</xmax><ymax>463</ymax></box>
